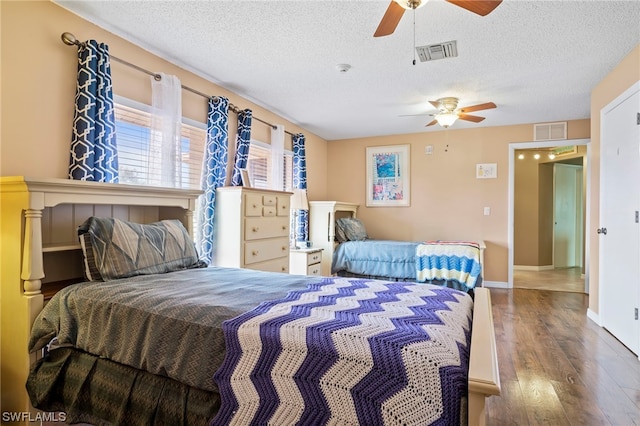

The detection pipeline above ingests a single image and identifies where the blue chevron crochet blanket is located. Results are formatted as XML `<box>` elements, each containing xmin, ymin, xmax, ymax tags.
<box><xmin>416</xmin><ymin>241</ymin><xmax>482</xmax><ymax>289</ymax></box>
<box><xmin>212</xmin><ymin>277</ymin><xmax>473</xmax><ymax>426</ymax></box>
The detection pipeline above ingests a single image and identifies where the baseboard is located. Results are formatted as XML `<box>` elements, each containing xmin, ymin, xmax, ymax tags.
<box><xmin>483</xmin><ymin>281</ymin><xmax>509</xmax><ymax>289</ymax></box>
<box><xmin>587</xmin><ymin>308</ymin><xmax>601</xmax><ymax>326</ymax></box>
<box><xmin>513</xmin><ymin>265</ymin><xmax>554</xmax><ymax>271</ymax></box>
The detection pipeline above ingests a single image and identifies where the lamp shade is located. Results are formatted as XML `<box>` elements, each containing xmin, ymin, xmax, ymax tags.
<box><xmin>290</xmin><ymin>189</ymin><xmax>309</xmax><ymax>210</ymax></box>
<box><xmin>394</xmin><ymin>0</ymin><xmax>425</xmax><ymax>10</ymax></box>
<box><xmin>435</xmin><ymin>111</ymin><xmax>458</xmax><ymax>128</ymax></box>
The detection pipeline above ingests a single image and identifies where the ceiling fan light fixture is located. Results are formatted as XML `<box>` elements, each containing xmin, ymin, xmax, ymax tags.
<box><xmin>435</xmin><ymin>111</ymin><xmax>458</xmax><ymax>128</ymax></box>
<box><xmin>393</xmin><ymin>0</ymin><xmax>425</xmax><ymax>10</ymax></box>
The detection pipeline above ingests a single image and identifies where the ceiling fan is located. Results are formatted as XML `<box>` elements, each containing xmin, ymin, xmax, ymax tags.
<box><xmin>419</xmin><ymin>97</ymin><xmax>497</xmax><ymax>128</ymax></box>
<box><xmin>374</xmin><ymin>0</ymin><xmax>503</xmax><ymax>37</ymax></box>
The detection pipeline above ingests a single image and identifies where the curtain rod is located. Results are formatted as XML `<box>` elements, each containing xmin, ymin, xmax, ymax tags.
<box><xmin>61</xmin><ymin>32</ymin><xmax>297</xmax><ymax>137</ymax></box>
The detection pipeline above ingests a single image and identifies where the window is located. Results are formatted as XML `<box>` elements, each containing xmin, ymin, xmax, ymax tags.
<box><xmin>246</xmin><ymin>140</ymin><xmax>293</xmax><ymax>191</ymax></box>
<box><xmin>114</xmin><ymin>97</ymin><xmax>206</xmax><ymax>189</ymax></box>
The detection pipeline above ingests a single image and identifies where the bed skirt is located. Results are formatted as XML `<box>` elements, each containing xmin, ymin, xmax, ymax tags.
<box><xmin>27</xmin><ymin>347</ymin><xmax>219</xmax><ymax>426</ymax></box>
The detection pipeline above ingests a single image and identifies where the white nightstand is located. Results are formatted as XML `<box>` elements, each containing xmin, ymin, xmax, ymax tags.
<box><xmin>289</xmin><ymin>248</ymin><xmax>323</xmax><ymax>276</ymax></box>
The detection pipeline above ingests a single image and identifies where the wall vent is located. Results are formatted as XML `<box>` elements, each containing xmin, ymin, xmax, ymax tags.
<box><xmin>534</xmin><ymin>122</ymin><xmax>567</xmax><ymax>141</ymax></box>
<box><xmin>416</xmin><ymin>41</ymin><xmax>458</xmax><ymax>62</ymax></box>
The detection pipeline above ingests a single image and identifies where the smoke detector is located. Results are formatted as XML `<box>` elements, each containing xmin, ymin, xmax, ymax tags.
<box><xmin>335</xmin><ymin>63</ymin><xmax>352</xmax><ymax>73</ymax></box>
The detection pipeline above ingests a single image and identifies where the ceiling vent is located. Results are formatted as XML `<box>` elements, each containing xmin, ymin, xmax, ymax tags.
<box><xmin>534</xmin><ymin>122</ymin><xmax>567</xmax><ymax>141</ymax></box>
<box><xmin>416</xmin><ymin>41</ymin><xmax>458</xmax><ymax>62</ymax></box>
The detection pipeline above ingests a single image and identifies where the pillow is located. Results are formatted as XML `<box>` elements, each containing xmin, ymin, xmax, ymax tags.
<box><xmin>78</xmin><ymin>217</ymin><xmax>203</xmax><ymax>281</ymax></box>
<box><xmin>335</xmin><ymin>220</ymin><xmax>348</xmax><ymax>243</ymax></box>
<box><xmin>336</xmin><ymin>217</ymin><xmax>368</xmax><ymax>241</ymax></box>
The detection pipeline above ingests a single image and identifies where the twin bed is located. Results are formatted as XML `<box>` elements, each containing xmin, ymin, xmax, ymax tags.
<box><xmin>309</xmin><ymin>201</ymin><xmax>486</xmax><ymax>291</ymax></box>
<box><xmin>1</xmin><ymin>177</ymin><xmax>500</xmax><ymax>426</ymax></box>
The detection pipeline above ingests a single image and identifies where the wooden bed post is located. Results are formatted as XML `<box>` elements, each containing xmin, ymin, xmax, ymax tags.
<box><xmin>22</xmin><ymin>205</ymin><xmax>46</xmax><ymax>366</ymax></box>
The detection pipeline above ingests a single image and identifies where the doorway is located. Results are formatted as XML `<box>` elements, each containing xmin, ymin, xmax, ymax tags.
<box><xmin>508</xmin><ymin>139</ymin><xmax>590</xmax><ymax>292</ymax></box>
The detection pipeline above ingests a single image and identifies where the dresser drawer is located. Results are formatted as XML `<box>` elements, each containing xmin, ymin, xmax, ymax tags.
<box><xmin>305</xmin><ymin>263</ymin><xmax>322</xmax><ymax>276</ymax></box>
<box><xmin>263</xmin><ymin>206</ymin><xmax>277</xmax><ymax>217</ymax></box>
<box><xmin>276</xmin><ymin>196</ymin><xmax>290</xmax><ymax>216</ymax></box>
<box><xmin>304</xmin><ymin>250</ymin><xmax>322</xmax><ymax>266</ymax></box>
<box><xmin>245</xmin><ymin>256</ymin><xmax>289</xmax><ymax>274</ymax></box>
<box><xmin>245</xmin><ymin>217</ymin><xmax>289</xmax><ymax>240</ymax></box>
<box><xmin>262</xmin><ymin>194</ymin><xmax>277</xmax><ymax>207</ymax></box>
<box><xmin>244</xmin><ymin>237</ymin><xmax>289</xmax><ymax>265</ymax></box>
<box><xmin>244</xmin><ymin>193</ymin><xmax>264</xmax><ymax>217</ymax></box>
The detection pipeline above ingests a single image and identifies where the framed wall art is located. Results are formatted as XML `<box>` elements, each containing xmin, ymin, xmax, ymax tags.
<box><xmin>365</xmin><ymin>144</ymin><xmax>410</xmax><ymax>207</ymax></box>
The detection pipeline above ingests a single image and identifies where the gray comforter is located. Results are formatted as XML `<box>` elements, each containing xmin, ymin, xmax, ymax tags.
<box><xmin>29</xmin><ymin>266</ymin><xmax>320</xmax><ymax>392</ymax></box>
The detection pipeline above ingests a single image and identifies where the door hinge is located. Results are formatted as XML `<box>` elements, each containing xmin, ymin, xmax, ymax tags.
<box><xmin>636</xmin><ymin>308</ymin><xmax>639</xmax><ymax>320</ymax></box>
<box><xmin>636</xmin><ymin>211</ymin><xmax>639</xmax><ymax>224</ymax></box>
<box><xmin>637</xmin><ymin>112</ymin><xmax>640</xmax><ymax>125</ymax></box>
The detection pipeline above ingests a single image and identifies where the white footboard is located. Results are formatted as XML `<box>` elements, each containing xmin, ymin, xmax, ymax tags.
<box><xmin>467</xmin><ymin>287</ymin><xmax>501</xmax><ymax>426</ymax></box>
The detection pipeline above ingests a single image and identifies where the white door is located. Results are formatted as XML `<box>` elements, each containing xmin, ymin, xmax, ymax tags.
<box><xmin>600</xmin><ymin>86</ymin><xmax>640</xmax><ymax>355</ymax></box>
<box><xmin>554</xmin><ymin>164</ymin><xmax>582</xmax><ymax>268</ymax></box>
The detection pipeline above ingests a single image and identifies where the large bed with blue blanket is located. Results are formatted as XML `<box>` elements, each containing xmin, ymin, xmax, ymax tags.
<box><xmin>28</xmin><ymin>266</ymin><xmax>499</xmax><ymax>426</ymax></box>
<box><xmin>14</xmin><ymin>179</ymin><xmax>498</xmax><ymax>426</ymax></box>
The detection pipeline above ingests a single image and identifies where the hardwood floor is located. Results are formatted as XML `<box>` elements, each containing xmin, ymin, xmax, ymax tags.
<box><xmin>485</xmin><ymin>288</ymin><xmax>640</xmax><ymax>425</ymax></box>
<box><xmin>513</xmin><ymin>267</ymin><xmax>585</xmax><ymax>293</ymax></box>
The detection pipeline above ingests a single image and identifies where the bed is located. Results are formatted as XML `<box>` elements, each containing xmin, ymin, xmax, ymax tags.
<box><xmin>309</xmin><ymin>201</ymin><xmax>486</xmax><ymax>290</ymax></box>
<box><xmin>0</xmin><ymin>177</ymin><xmax>500</xmax><ymax>426</ymax></box>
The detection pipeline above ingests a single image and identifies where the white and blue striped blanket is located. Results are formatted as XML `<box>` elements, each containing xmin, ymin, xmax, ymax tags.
<box><xmin>416</xmin><ymin>241</ymin><xmax>482</xmax><ymax>290</ymax></box>
<box><xmin>212</xmin><ymin>277</ymin><xmax>473</xmax><ymax>426</ymax></box>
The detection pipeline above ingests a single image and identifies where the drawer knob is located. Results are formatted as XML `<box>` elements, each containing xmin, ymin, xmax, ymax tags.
<box><xmin>252</xmin><ymin>250</ymin><xmax>258</xmax><ymax>256</ymax></box>
<box><xmin>311</xmin><ymin>269</ymin><xmax>319</xmax><ymax>274</ymax></box>
<box><xmin>252</xmin><ymin>227</ymin><xmax>259</xmax><ymax>232</ymax></box>
<box><xmin>282</xmin><ymin>225</ymin><xmax>286</xmax><ymax>230</ymax></box>
<box><xmin>281</xmin><ymin>266</ymin><xmax>286</xmax><ymax>271</ymax></box>
<box><xmin>312</xmin><ymin>255</ymin><xmax>319</xmax><ymax>261</ymax></box>
<box><xmin>281</xmin><ymin>246</ymin><xmax>287</xmax><ymax>251</ymax></box>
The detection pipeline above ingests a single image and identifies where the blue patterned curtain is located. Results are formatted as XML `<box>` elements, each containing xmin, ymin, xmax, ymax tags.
<box><xmin>230</xmin><ymin>109</ymin><xmax>252</xmax><ymax>186</ymax></box>
<box><xmin>69</xmin><ymin>40</ymin><xmax>119</xmax><ymax>182</ymax></box>
<box><xmin>293</xmin><ymin>133</ymin><xmax>309</xmax><ymax>242</ymax></box>
<box><xmin>197</xmin><ymin>97</ymin><xmax>229</xmax><ymax>265</ymax></box>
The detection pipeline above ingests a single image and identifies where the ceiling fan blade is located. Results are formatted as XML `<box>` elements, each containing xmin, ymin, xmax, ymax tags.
<box><xmin>429</xmin><ymin>100</ymin><xmax>442</xmax><ymax>109</ymax></box>
<box><xmin>425</xmin><ymin>119</ymin><xmax>438</xmax><ymax>127</ymax></box>
<box><xmin>374</xmin><ymin>1</ymin><xmax>406</xmax><ymax>37</ymax></box>
<box><xmin>458</xmin><ymin>114</ymin><xmax>486</xmax><ymax>123</ymax></box>
<box><xmin>458</xmin><ymin>102</ymin><xmax>497</xmax><ymax>113</ymax></box>
<box><xmin>446</xmin><ymin>0</ymin><xmax>502</xmax><ymax>16</ymax></box>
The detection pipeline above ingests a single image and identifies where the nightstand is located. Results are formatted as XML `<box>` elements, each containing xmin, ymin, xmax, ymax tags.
<box><xmin>289</xmin><ymin>248</ymin><xmax>323</xmax><ymax>276</ymax></box>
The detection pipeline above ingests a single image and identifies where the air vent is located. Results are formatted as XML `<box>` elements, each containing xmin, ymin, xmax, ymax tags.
<box><xmin>534</xmin><ymin>122</ymin><xmax>567</xmax><ymax>141</ymax></box>
<box><xmin>416</xmin><ymin>41</ymin><xmax>458</xmax><ymax>62</ymax></box>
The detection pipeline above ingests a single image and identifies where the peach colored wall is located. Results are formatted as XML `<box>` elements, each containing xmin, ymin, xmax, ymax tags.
<box><xmin>589</xmin><ymin>44</ymin><xmax>640</xmax><ymax>315</ymax></box>
<box><xmin>513</xmin><ymin>152</ymin><xmax>541</xmax><ymax>266</ymax></box>
<box><xmin>326</xmin><ymin>121</ymin><xmax>590</xmax><ymax>284</ymax></box>
<box><xmin>0</xmin><ymin>1</ymin><xmax>328</xmax><ymax>201</ymax></box>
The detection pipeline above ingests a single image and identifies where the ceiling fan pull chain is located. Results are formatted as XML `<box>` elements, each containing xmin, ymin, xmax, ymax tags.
<box><xmin>412</xmin><ymin>9</ymin><xmax>417</xmax><ymax>65</ymax></box>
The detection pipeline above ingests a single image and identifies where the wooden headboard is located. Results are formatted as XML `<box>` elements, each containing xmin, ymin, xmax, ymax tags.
<box><xmin>308</xmin><ymin>200</ymin><xmax>359</xmax><ymax>276</ymax></box>
<box><xmin>0</xmin><ymin>176</ymin><xmax>202</xmax><ymax>415</ymax></box>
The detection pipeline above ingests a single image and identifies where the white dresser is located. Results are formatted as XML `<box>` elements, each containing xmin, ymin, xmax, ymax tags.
<box><xmin>289</xmin><ymin>248</ymin><xmax>323</xmax><ymax>276</ymax></box>
<box><xmin>214</xmin><ymin>187</ymin><xmax>292</xmax><ymax>273</ymax></box>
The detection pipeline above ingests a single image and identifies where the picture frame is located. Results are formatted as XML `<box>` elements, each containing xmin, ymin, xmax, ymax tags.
<box><xmin>240</xmin><ymin>169</ymin><xmax>252</xmax><ymax>188</ymax></box>
<box><xmin>366</xmin><ymin>144</ymin><xmax>410</xmax><ymax>207</ymax></box>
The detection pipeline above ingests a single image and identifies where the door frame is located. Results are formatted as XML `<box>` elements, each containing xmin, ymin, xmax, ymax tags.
<box><xmin>508</xmin><ymin>138</ymin><xmax>591</xmax><ymax>291</ymax></box>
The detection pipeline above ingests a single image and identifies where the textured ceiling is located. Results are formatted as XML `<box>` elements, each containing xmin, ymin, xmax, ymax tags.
<box><xmin>55</xmin><ymin>0</ymin><xmax>640</xmax><ymax>141</ymax></box>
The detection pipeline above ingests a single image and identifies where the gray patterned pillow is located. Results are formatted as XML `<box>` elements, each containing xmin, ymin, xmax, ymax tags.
<box><xmin>336</xmin><ymin>217</ymin><xmax>368</xmax><ymax>241</ymax></box>
<box><xmin>78</xmin><ymin>217</ymin><xmax>202</xmax><ymax>281</ymax></box>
